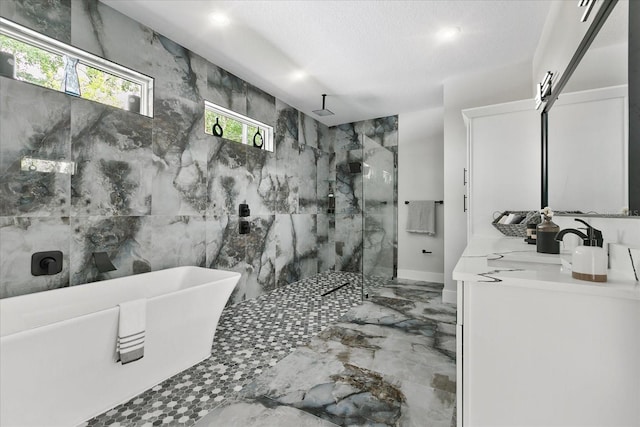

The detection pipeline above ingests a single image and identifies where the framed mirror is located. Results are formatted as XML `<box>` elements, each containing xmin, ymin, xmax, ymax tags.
<box><xmin>540</xmin><ymin>0</ymin><xmax>638</xmax><ymax>216</ymax></box>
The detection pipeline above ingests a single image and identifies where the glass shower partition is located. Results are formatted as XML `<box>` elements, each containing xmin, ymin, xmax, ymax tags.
<box><xmin>318</xmin><ymin>132</ymin><xmax>396</xmax><ymax>328</ymax></box>
<box><xmin>361</xmin><ymin>134</ymin><xmax>397</xmax><ymax>297</ymax></box>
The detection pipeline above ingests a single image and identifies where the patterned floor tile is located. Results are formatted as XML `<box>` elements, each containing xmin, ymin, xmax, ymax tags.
<box><xmin>83</xmin><ymin>271</ymin><xmax>374</xmax><ymax>427</ymax></box>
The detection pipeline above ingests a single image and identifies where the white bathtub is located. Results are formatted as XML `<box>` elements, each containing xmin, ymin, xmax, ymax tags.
<box><xmin>0</xmin><ymin>266</ymin><xmax>240</xmax><ymax>427</ymax></box>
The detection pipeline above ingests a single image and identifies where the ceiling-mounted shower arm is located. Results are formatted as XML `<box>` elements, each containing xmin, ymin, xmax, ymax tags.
<box><xmin>313</xmin><ymin>93</ymin><xmax>334</xmax><ymax>117</ymax></box>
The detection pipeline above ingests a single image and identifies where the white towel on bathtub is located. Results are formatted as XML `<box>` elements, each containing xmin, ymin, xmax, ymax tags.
<box><xmin>116</xmin><ymin>299</ymin><xmax>146</xmax><ymax>364</ymax></box>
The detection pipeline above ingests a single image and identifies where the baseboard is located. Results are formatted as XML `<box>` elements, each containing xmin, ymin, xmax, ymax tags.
<box><xmin>442</xmin><ymin>288</ymin><xmax>457</xmax><ymax>305</ymax></box>
<box><xmin>397</xmin><ymin>269</ymin><xmax>444</xmax><ymax>284</ymax></box>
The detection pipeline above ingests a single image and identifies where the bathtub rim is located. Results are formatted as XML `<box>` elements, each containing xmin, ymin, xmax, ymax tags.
<box><xmin>0</xmin><ymin>266</ymin><xmax>241</xmax><ymax>338</ymax></box>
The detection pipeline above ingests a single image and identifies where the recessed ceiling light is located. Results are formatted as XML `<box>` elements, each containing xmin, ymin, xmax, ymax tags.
<box><xmin>209</xmin><ymin>12</ymin><xmax>230</xmax><ymax>27</ymax></box>
<box><xmin>437</xmin><ymin>26</ymin><xmax>461</xmax><ymax>42</ymax></box>
<box><xmin>291</xmin><ymin>70</ymin><xmax>307</xmax><ymax>81</ymax></box>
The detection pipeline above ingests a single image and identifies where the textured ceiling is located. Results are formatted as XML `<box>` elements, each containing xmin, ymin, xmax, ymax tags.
<box><xmin>101</xmin><ymin>0</ymin><xmax>552</xmax><ymax>126</ymax></box>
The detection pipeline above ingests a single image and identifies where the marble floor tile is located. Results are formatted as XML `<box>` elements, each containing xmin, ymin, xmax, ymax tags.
<box><xmin>196</xmin><ymin>399</ymin><xmax>339</xmax><ymax>427</ymax></box>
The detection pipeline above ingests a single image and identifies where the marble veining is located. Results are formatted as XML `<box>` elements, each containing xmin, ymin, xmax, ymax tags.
<box><xmin>197</xmin><ymin>277</ymin><xmax>456</xmax><ymax>427</ymax></box>
<box><xmin>71</xmin><ymin>99</ymin><xmax>153</xmax><ymax>216</ymax></box>
<box><xmin>246</xmin><ymin>83</ymin><xmax>276</xmax><ymax>127</ymax></box>
<box><xmin>71</xmin><ymin>0</ymin><xmax>155</xmax><ymax>78</ymax></box>
<box><xmin>0</xmin><ymin>216</ymin><xmax>71</xmax><ymax>298</ymax></box>
<box><xmin>70</xmin><ymin>215</ymin><xmax>147</xmax><ymax>285</ymax></box>
<box><xmin>0</xmin><ymin>0</ymin><xmax>71</xmax><ymax>44</ymax></box>
<box><xmin>207</xmin><ymin>64</ymin><xmax>247</xmax><ymax>115</ymax></box>
<box><xmin>0</xmin><ymin>78</ymin><xmax>71</xmax><ymax>217</ymax></box>
<box><xmin>0</xmin><ymin>0</ymin><xmax>398</xmax><ymax>310</ymax></box>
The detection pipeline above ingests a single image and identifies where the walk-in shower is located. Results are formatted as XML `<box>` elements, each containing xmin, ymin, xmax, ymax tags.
<box><xmin>320</xmin><ymin>132</ymin><xmax>397</xmax><ymax>303</ymax></box>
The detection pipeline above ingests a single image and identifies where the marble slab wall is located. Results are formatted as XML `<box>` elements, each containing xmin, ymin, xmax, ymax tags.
<box><xmin>0</xmin><ymin>0</ymin><xmax>398</xmax><ymax>301</ymax></box>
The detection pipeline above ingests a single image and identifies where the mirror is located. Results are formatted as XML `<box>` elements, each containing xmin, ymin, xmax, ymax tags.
<box><xmin>542</xmin><ymin>0</ymin><xmax>638</xmax><ymax>216</ymax></box>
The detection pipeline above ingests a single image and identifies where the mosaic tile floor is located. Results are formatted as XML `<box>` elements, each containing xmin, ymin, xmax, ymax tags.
<box><xmin>197</xmin><ymin>278</ymin><xmax>457</xmax><ymax>427</ymax></box>
<box><xmin>83</xmin><ymin>272</ymin><xmax>456</xmax><ymax>427</ymax></box>
<box><xmin>83</xmin><ymin>271</ymin><xmax>371</xmax><ymax>427</ymax></box>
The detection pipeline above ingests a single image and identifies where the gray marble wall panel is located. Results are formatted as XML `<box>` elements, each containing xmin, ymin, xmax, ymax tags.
<box><xmin>363</xmin><ymin>212</ymin><xmax>394</xmax><ymax>278</ymax></box>
<box><xmin>207</xmin><ymin>65</ymin><xmax>247</xmax><ymax>115</ymax></box>
<box><xmin>140</xmin><ymin>215</ymin><xmax>206</xmax><ymax>270</ymax></box>
<box><xmin>317</xmin><ymin>122</ymin><xmax>332</xmax><ymax>154</ymax></box>
<box><xmin>273</xmin><ymin>103</ymin><xmax>300</xmax><ymax>215</ymax></box>
<box><xmin>335</xmin><ymin>214</ymin><xmax>362</xmax><ymax>273</ymax></box>
<box><xmin>335</xmin><ymin>148</ymin><xmax>363</xmax><ymax>215</ymax></box>
<box><xmin>317</xmin><ymin>213</ymin><xmax>335</xmax><ymax>273</ymax></box>
<box><xmin>70</xmin><ymin>0</ymin><xmax>154</xmax><ymax>78</ymax></box>
<box><xmin>297</xmin><ymin>145</ymin><xmax>318</xmax><ymax>214</ymax></box>
<box><xmin>246</xmin><ymin>83</ymin><xmax>276</xmax><ymax>127</ymax></box>
<box><xmin>274</xmin><ymin>214</ymin><xmax>318</xmax><ymax>287</ymax></box>
<box><xmin>70</xmin><ymin>215</ymin><xmax>148</xmax><ymax>285</ymax></box>
<box><xmin>0</xmin><ymin>0</ymin><xmax>345</xmax><ymax>300</ymax></box>
<box><xmin>245</xmin><ymin>145</ymin><xmax>277</xmax><ymax>215</ymax></box>
<box><xmin>205</xmin><ymin>214</ymin><xmax>248</xmax><ymax>303</ymax></box>
<box><xmin>334</xmin><ymin>123</ymin><xmax>360</xmax><ymax>152</ymax></box>
<box><xmin>152</xmin><ymin>99</ymin><xmax>209</xmax><ymax>215</ymax></box>
<box><xmin>246</xmin><ymin>214</ymin><xmax>276</xmax><ymax>296</ymax></box>
<box><xmin>0</xmin><ymin>217</ymin><xmax>70</xmax><ymax>298</ymax></box>
<box><xmin>149</xmin><ymin>35</ymin><xmax>207</xmax><ymax>104</ymax></box>
<box><xmin>316</xmin><ymin>152</ymin><xmax>330</xmax><ymax>213</ymax></box>
<box><xmin>207</xmin><ymin>139</ymin><xmax>248</xmax><ymax>217</ymax></box>
<box><xmin>0</xmin><ymin>0</ymin><xmax>71</xmax><ymax>44</ymax></box>
<box><xmin>293</xmin><ymin>214</ymin><xmax>318</xmax><ymax>279</ymax></box>
<box><xmin>71</xmin><ymin>99</ymin><xmax>153</xmax><ymax>216</ymax></box>
<box><xmin>356</xmin><ymin>116</ymin><xmax>399</xmax><ymax>147</ymax></box>
<box><xmin>298</xmin><ymin>113</ymin><xmax>319</xmax><ymax>150</ymax></box>
<box><xmin>0</xmin><ymin>78</ymin><xmax>71</xmax><ymax>217</ymax></box>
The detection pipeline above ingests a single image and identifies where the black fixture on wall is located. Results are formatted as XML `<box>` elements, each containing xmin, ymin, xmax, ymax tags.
<box><xmin>239</xmin><ymin>220</ymin><xmax>250</xmax><ymax>235</ymax></box>
<box><xmin>31</xmin><ymin>251</ymin><xmax>63</xmax><ymax>276</ymax></box>
<box><xmin>239</xmin><ymin>203</ymin><xmax>250</xmax><ymax>217</ymax></box>
<box><xmin>93</xmin><ymin>252</ymin><xmax>116</xmax><ymax>273</ymax></box>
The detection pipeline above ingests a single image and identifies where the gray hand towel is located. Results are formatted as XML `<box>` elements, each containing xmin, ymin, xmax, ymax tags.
<box><xmin>406</xmin><ymin>200</ymin><xmax>436</xmax><ymax>235</ymax></box>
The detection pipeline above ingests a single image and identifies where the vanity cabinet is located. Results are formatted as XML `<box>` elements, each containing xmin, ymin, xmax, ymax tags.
<box><xmin>454</xmin><ymin>237</ymin><xmax>640</xmax><ymax>426</ymax></box>
<box><xmin>462</xmin><ymin>101</ymin><xmax>540</xmax><ymax>239</ymax></box>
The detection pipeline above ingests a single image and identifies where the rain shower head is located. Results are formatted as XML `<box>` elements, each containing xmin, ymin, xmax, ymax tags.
<box><xmin>312</xmin><ymin>94</ymin><xmax>334</xmax><ymax>117</ymax></box>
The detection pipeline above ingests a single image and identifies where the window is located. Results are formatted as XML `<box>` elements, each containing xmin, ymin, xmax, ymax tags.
<box><xmin>204</xmin><ymin>101</ymin><xmax>274</xmax><ymax>152</ymax></box>
<box><xmin>0</xmin><ymin>17</ymin><xmax>153</xmax><ymax>117</ymax></box>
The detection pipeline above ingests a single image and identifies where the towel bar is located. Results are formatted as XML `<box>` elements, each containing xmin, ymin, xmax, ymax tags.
<box><xmin>405</xmin><ymin>200</ymin><xmax>443</xmax><ymax>204</ymax></box>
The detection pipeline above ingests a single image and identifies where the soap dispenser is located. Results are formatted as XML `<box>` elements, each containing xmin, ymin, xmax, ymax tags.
<box><xmin>555</xmin><ymin>219</ymin><xmax>607</xmax><ymax>282</ymax></box>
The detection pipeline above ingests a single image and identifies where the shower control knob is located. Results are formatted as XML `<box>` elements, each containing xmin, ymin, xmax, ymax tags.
<box><xmin>31</xmin><ymin>251</ymin><xmax>63</xmax><ymax>276</ymax></box>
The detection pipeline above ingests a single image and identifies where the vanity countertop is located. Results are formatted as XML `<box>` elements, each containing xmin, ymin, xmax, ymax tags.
<box><xmin>453</xmin><ymin>236</ymin><xmax>640</xmax><ymax>300</ymax></box>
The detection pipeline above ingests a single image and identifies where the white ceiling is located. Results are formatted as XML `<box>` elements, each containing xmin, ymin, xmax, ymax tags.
<box><xmin>101</xmin><ymin>0</ymin><xmax>552</xmax><ymax>127</ymax></box>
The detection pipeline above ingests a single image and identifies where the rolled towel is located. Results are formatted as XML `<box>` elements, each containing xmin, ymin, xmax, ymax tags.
<box><xmin>116</xmin><ymin>299</ymin><xmax>146</xmax><ymax>364</ymax></box>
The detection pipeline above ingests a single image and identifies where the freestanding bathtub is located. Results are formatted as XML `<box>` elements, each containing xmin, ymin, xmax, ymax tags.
<box><xmin>0</xmin><ymin>266</ymin><xmax>240</xmax><ymax>427</ymax></box>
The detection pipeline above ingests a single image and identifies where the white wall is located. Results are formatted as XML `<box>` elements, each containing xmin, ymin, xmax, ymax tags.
<box><xmin>397</xmin><ymin>108</ymin><xmax>444</xmax><ymax>283</ymax></box>
<box><xmin>442</xmin><ymin>61</ymin><xmax>533</xmax><ymax>304</ymax></box>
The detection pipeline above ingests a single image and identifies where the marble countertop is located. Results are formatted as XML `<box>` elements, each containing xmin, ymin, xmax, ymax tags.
<box><xmin>453</xmin><ymin>237</ymin><xmax>640</xmax><ymax>300</ymax></box>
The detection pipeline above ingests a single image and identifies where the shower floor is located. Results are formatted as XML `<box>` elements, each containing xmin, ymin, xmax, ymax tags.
<box><xmin>82</xmin><ymin>272</ymin><xmax>456</xmax><ymax>427</ymax></box>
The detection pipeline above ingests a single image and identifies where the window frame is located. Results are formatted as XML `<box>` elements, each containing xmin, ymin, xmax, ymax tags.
<box><xmin>204</xmin><ymin>100</ymin><xmax>274</xmax><ymax>152</ymax></box>
<box><xmin>0</xmin><ymin>17</ymin><xmax>154</xmax><ymax>117</ymax></box>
